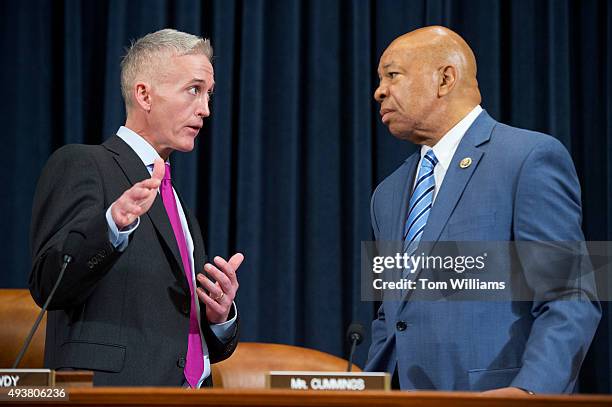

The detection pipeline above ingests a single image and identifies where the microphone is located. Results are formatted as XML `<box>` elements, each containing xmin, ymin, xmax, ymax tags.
<box><xmin>346</xmin><ymin>323</ymin><xmax>365</xmax><ymax>372</ymax></box>
<box><xmin>12</xmin><ymin>231</ymin><xmax>85</xmax><ymax>369</ymax></box>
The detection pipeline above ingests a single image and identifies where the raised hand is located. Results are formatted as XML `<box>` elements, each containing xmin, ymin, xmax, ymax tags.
<box><xmin>196</xmin><ymin>253</ymin><xmax>244</xmax><ymax>324</ymax></box>
<box><xmin>111</xmin><ymin>158</ymin><xmax>165</xmax><ymax>229</ymax></box>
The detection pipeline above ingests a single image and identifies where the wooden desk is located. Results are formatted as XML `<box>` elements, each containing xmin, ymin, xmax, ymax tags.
<box><xmin>1</xmin><ymin>388</ymin><xmax>611</xmax><ymax>407</ymax></box>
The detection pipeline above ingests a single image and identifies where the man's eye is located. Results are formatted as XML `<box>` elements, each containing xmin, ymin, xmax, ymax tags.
<box><xmin>188</xmin><ymin>86</ymin><xmax>200</xmax><ymax>95</ymax></box>
<box><xmin>388</xmin><ymin>72</ymin><xmax>399</xmax><ymax>78</ymax></box>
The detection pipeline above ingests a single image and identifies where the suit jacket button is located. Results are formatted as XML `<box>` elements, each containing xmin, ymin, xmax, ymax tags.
<box><xmin>177</xmin><ymin>356</ymin><xmax>186</xmax><ymax>368</ymax></box>
<box><xmin>181</xmin><ymin>302</ymin><xmax>189</xmax><ymax>315</ymax></box>
<box><xmin>396</xmin><ymin>321</ymin><xmax>407</xmax><ymax>331</ymax></box>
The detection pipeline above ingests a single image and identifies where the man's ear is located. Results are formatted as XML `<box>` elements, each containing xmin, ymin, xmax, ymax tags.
<box><xmin>438</xmin><ymin>65</ymin><xmax>457</xmax><ymax>97</ymax></box>
<box><xmin>133</xmin><ymin>82</ymin><xmax>152</xmax><ymax>112</ymax></box>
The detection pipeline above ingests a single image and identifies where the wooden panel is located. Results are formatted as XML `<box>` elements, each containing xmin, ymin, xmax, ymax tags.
<box><xmin>0</xmin><ymin>289</ymin><xmax>45</xmax><ymax>369</ymax></box>
<box><xmin>212</xmin><ymin>343</ymin><xmax>361</xmax><ymax>388</ymax></box>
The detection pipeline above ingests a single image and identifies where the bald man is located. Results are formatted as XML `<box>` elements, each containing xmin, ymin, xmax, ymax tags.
<box><xmin>366</xmin><ymin>26</ymin><xmax>600</xmax><ymax>394</ymax></box>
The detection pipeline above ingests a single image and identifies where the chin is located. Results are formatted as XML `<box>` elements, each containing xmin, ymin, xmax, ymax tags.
<box><xmin>174</xmin><ymin>140</ymin><xmax>196</xmax><ymax>153</ymax></box>
<box><xmin>388</xmin><ymin>124</ymin><xmax>423</xmax><ymax>144</ymax></box>
<box><xmin>179</xmin><ymin>143</ymin><xmax>196</xmax><ymax>152</ymax></box>
<box><xmin>175</xmin><ymin>132</ymin><xmax>198</xmax><ymax>152</ymax></box>
<box><xmin>388</xmin><ymin>127</ymin><xmax>412</xmax><ymax>142</ymax></box>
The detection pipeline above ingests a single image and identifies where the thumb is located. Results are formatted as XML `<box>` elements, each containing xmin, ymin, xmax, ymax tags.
<box><xmin>151</xmin><ymin>158</ymin><xmax>165</xmax><ymax>181</ymax></box>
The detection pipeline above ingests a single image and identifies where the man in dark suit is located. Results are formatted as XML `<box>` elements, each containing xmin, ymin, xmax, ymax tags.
<box><xmin>29</xmin><ymin>29</ymin><xmax>242</xmax><ymax>387</ymax></box>
<box><xmin>365</xmin><ymin>26</ymin><xmax>600</xmax><ymax>394</ymax></box>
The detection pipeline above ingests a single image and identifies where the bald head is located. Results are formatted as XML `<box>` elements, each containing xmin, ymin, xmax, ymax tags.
<box><xmin>391</xmin><ymin>26</ymin><xmax>478</xmax><ymax>93</ymax></box>
<box><xmin>375</xmin><ymin>26</ymin><xmax>481</xmax><ymax>145</ymax></box>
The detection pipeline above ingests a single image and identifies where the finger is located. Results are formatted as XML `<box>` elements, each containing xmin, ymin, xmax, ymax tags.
<box><xmin>114</xmin><ymin>199</ymin><xmax>138</xmax><ymax>216</ymax></box>
<box><xmin>124</xmin><ymin>186</ymin><xmax>155</xmax><ymax>202</ymax></box>
<box><xmin>213</xmin><ymin>256</ymin><xmax>239</xmax><ymax>285</ymax></box>
<box><xmin>114</xmin><ymin>213</ymin><xmax>130</xmax><ymax>227</ymax></box>
<box><xmin>137</xmin><ymin>177</ymin><xmax>162</xmax><ymax>190</ymax></box>
<box><xmin>197</xmin><ymin>287</ymin><xmax>227</xmax><ymax>319</ymax></box>
<box><xmin>124</xmin><ymin>202</ymin><xmax>144</xmax><ymax>216</ymax></box>
<box><xmin>151</xmin><ymin>158</ymin><xmax>165</xmax><ymax>181</ymax></box>
<box><xmin>204</xmin><ymin>263</ymin><xmax>233</xmax><ymax>293</ymax></box>
<box><xmin>228</xmin><ymin>253</ymin><xmax>245</xmax><ymax>270</ymax></box>
<box><xmin>114</xmin><ymin>210</ymin><xmax>138</xmax><ymax>227</ymax></box>
<box><xmin>197</xmin><ymin>273</ymin><xmax>225</xmax><ymax>299</ymax></box>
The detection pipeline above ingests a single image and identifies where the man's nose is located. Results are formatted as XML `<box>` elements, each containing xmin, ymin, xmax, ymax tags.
<box><xmin>196</xmin><ymin>99</ymin><xmax>210</xmax><ymax>118</ymax></box>
<box><xmin>374</xmin><ymin>84</ymin><xmax>386</xmax><ymax>103</ymax></box>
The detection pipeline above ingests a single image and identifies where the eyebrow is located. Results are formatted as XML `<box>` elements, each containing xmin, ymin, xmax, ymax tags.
<box><xmin>187</xmin><ymin>78</ymin><xmax>215</xmax><ymax>89</ymax></box>
<box><xmin>378</xmin><ymin>62</ymin><xmax>397</xmax><ymax>77</ymax></box>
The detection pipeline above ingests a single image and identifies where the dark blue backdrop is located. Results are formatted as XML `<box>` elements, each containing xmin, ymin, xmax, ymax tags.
<box><xmin>1</xmin><ymin>0</ymin><xmax>610</xmax><ymax>393</ymax></box>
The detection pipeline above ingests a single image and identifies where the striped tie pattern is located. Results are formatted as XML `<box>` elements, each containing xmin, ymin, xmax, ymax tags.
<box><xmin>403</xmin><ymin>150</ymin><xmax>438</xmax><ymax>254</ymax></box>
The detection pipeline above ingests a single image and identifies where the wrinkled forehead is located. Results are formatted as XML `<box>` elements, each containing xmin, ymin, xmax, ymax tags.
<box><xmin>377</xmin><ymin>43</ymin><xmax>412</xmax><ymax>73</ymax></box>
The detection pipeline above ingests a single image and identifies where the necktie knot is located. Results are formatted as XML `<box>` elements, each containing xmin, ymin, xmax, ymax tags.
<box><xmin>422</xmin><ymin>150</ymin><xmax>438</xmax><ymax>170</ymax></box>
<box><xmin>163</xmin><ymin>162</ymin><xmax>171</xmax><ymax>181</ymax></box>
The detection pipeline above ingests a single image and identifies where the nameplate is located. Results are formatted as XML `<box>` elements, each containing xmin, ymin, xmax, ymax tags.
<box><xmin>0</xmin><ymin>369</ymin><xmax>54</xmax><ymax>387</ymax></box>
<box><xmin>267</xmin><ymin>371</ymin><xmax>390</xmax><ymax>391</ymax></box>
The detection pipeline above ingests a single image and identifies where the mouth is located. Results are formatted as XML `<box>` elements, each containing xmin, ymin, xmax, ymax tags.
<box><xmin>380</xmin><ymin>108</ymin><xmax>394</xmax><ymax>123</ymax></box>
<box><xmin>186</xmin><ymin>125</ymin><xmax>202</xmax><ymax>134</ymax></box>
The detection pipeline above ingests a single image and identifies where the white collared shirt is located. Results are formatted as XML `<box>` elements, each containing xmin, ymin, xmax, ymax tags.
<box><xmin>415</xmin><ymin>105</ymin><xmax>483</xmax><ymax>202</ymax></box>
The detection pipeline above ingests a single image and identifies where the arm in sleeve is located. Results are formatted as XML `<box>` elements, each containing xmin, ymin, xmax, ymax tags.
<box><xmin>202</xmin><ymin>305</ymin><xmax>240</xmax><ymax>364</ymax></box>
<box><xmin>510</xmin><ymin>138</ymin><xmax>601</xmax><ymax>393</ymax></box>
<box><xmin>29</xmin><ymin>145</ymin><xmax>124</xmax><ymax>310</ymax></box>
<box><xmin>365</xmin><ymin>302</ymin><xmax>390</xmax><ymax>371</ymax></box>
<box><xmin>106</xmin><ymin>204</ymin><xmax>139</xmax><ymax>251</ymax></box>
<box><xmin>365</xmin><ymin>188</ymin><xmax>393</xmax><ymax>371</ymax></box>
<box><xmin>209</xmin><ymin>302</ymin><xmax>238</xmax><ymax>342</ymax></box>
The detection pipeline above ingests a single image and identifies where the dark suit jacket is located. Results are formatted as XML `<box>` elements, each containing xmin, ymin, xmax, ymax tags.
<box><xmin>29</xmin><ymin>135</ymin><xmax>238</xmax><ymax>386</ymax></box>
<box><xmin>365</xmin><ymin>111</ymin><xmax>600</xmax><ymax>393</ymax></box>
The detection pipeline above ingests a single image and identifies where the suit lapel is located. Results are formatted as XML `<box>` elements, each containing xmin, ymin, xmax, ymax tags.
<box><xmin>419</xmin><ymin>148</ymin><xmax>483</xmax><ymax>244</ymax></box>
<box><xmin>421</xmin><ymin>111</ymin><xmax>495</xmax><ymax>245</ymax></box>
<box><xmin>396</xmin><ymin>111</ymin><xmax>496</xmax><ymax>309</ymax></box>
<box><xmin>103</xmin><ymin>136</ymin><xmax>188</xmax><ymax>292</ymax></box>
<box><xmin>382</xmin><ymin>154</ymin><xmax>419</xmax><ymax>317</ymax></box>
<box><xmin>394</xmin><ymin>154</ymin><xmax>420</xmax><ymax>240</ymax></box>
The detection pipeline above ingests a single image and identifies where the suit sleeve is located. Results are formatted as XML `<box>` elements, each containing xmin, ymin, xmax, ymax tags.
<box><xmin>29</xmin><ymin>145</ymin><xmax>122</xmax><ymax>310</ymax></box>
<box><xmin>203</xmin><ymin>312</ymin><xmax>240</xmax><ymax>364</ymax></box>
<box><xmin>510</xmin><ymin>138</ymin><xmax>601</xmax><ymax>393</ymax></box>
<box><xmin>365</xmin><ymin>185</ymin><xmax>390</xmax><ymax>370</ymax></box>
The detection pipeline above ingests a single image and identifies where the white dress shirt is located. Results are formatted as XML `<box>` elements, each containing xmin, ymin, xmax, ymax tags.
<box><xmin>415</xmin><ymin>105</ymin><xmax>483</xmax><ymax>202</ymax></box>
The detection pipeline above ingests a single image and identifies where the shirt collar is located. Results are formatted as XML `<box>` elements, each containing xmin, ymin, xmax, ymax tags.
<box><xmin>116</xmin><ymin>126</ymin><xmax>166</xmax><ymax>168</ymax></box>
<box><xmin>420</xmin><ymin>105</ymin><xmax>483</xmax><ymax>170</ymax></box>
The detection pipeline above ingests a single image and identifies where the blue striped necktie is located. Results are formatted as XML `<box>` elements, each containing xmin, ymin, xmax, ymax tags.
<box><xmin>404</xmin><ymin>150</ymin><xmax>438</xmax><ymax>254</ymax></box>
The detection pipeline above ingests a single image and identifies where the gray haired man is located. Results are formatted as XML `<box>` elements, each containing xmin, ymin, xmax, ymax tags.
<box><xmin>30</xmin><ymin>29</ymin><xmax>242</xmax><ymax>387</ymax></box>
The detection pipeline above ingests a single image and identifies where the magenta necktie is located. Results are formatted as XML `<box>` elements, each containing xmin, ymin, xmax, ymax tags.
<box><xmin>159</xmin><ymin>162</ymin><xmax>204</xmax><ymax>388</ymax></box>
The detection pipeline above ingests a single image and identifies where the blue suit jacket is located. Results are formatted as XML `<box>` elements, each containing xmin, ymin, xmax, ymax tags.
<box><xmin>365</xmin><ymin>111</ymin><xmax>601</xmax><ymax>393</ymax></box>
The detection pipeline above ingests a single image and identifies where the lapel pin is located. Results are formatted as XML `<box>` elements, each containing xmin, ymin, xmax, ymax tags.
<box><xmin>459</xmin><ymin>157</ymin><xmax>472</xmax><ymax>169</ymax></box>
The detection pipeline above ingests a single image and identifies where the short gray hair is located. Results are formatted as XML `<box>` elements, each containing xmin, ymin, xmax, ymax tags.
<box><xmin>120</xmin><ymin>28</ymin><xmax>213</xmax><ymax>110</ymax></box>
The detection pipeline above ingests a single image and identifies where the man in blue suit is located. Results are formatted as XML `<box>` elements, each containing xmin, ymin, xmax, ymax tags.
<box><xmin>365</xmin><ymin>26</ymin><xmax>600</xmax><ymax>394</ymax></box>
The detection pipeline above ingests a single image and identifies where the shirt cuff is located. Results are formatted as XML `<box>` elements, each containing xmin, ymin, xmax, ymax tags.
<box><xmin>106</xmin><ymin>205</ymin><xmax>139</xmax><ymax>252</ymax></box>
<box><xmin>209</xmin><ymin>302</ymin><xmax>238</xmax><ymax>343</ymax></box>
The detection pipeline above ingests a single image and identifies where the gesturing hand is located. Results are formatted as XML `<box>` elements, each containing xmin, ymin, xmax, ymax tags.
<box><xmin>111</xmin><ymin>158</ymin><xmax>165</xmax><ymax>229</ymax></box>
<box><xmin>196</xmin><ymin>253</ymin><xmax>244</xmax><ymax>324</ymax></box>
